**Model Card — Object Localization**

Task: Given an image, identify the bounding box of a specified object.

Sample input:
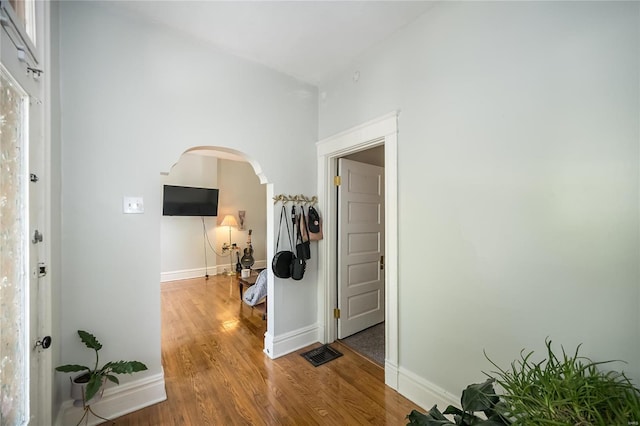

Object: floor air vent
[301,344,343,367]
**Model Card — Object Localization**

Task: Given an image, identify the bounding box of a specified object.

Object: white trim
[161,267,209,282]
[263,329,274,358]
[160,260,267,282]
[316,111,399,389]
[384,360,399,389]
[397,366,459,412]
[39,1,53,425]
[267,324,320,359]
[55,371,167,426]
[263,183,275,358]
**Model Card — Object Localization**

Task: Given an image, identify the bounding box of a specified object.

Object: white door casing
[0,1,51,424]
[316,111,399,389]
[337,158,385,339]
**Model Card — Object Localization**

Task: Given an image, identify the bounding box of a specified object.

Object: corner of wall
[268,323,320,359]
[397,366,459,412]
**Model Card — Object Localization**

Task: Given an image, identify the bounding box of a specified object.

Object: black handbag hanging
[291,205,306,280]
[296,205,311,260]
[272,205,295,278]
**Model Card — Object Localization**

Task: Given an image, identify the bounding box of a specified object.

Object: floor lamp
[220,214,238,276]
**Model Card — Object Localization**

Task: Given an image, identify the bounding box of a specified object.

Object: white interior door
[337,158,385,339]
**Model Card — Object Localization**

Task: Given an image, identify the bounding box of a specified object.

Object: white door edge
[316,111,399,388]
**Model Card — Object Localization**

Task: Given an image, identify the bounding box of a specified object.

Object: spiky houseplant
[408,340,640,426]
[55,330,148,402]
[485,339,640,425]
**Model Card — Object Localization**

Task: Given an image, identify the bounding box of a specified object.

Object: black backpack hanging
[272,205,295,278]
[307,206,323,241]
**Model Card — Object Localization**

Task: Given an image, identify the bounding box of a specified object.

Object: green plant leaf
[427,405,449,421]
[442,406,464,416]
[54,364,90,373]
[84,374,103,402]
[406,406,455,425]
[107,360,148,374]
[105,374,119,384]
[77,330,102,351]
[407,409,455,426]
[461,379,499,412]
[475,420,510,426]
[406,409,432,425]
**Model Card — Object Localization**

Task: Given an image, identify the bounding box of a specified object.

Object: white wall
[319,1,640,404]
[58,0,317,416]
[160,154,219,280]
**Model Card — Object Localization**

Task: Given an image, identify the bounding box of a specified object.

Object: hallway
[110,275,421,425]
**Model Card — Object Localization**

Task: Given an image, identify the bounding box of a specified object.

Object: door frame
[0,0,53,423]
[316,111,399,389]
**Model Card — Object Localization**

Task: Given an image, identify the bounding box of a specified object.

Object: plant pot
[70,373,104,407]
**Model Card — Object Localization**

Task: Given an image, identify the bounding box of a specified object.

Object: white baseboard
[268,323,319,359]
[161,267,208,282]
[56,371,167,426]
[397,366,458,412]
[161,260,267,282]
[384,360,399,390]
[252,260,267,270]
[263,330,275,359]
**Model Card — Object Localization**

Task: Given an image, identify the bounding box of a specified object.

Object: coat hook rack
[273,194,317,205]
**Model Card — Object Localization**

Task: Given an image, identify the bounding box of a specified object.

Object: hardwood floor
[111,275,421,425]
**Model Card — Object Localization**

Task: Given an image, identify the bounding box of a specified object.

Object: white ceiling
[115,1,436,86]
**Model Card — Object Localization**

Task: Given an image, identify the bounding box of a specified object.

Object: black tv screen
[162,185,219,216]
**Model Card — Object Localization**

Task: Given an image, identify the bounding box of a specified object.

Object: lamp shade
[220,214,238,228]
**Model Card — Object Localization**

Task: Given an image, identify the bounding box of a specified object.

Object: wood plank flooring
[111,275,422,425]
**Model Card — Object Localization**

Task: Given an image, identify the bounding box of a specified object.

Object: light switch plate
[123,196,144,214]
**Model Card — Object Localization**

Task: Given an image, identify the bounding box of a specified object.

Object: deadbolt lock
[35,336,52,350]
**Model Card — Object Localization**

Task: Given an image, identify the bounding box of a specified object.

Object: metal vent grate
[301,344,343,367]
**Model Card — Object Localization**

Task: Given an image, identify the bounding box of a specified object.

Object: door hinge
[380,255,384,270]
[333,308,341,319]
[30,173,39,182]
[334,176,342,186]
[32,229,43,244]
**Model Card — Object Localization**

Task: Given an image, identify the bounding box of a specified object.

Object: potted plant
[407,339,640,425]
[56,330,148,407]
[485,339,640,425]
[407,379,510,425]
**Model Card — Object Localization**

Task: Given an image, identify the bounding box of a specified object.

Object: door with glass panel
[0,0,50,424]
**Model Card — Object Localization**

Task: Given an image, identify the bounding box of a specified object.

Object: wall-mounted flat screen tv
[162,185,219,217]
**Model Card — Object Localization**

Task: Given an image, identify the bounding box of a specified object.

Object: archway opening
[160,146,274,354]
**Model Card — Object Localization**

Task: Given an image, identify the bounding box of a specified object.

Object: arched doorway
[160,146,274,355]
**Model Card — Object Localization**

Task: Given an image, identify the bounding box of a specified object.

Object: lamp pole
[220,215,238,276]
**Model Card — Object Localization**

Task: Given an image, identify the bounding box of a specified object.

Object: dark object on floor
[341,322,384,366]
[301,344,343,367]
